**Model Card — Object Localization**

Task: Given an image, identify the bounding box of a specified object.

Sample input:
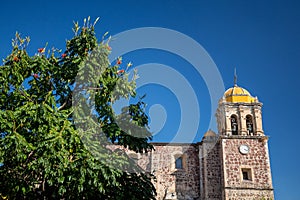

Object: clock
[239,144,250,154]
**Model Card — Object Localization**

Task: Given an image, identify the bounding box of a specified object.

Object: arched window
[173,153,186,170]
[246,115,254,135]
[231,115,238,135]
[175,157,183,169]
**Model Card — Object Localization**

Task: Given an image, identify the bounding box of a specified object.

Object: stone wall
[107,135,274,200]
[199,137,222,200]
[149,143,200,200]
[224,189,274,200]
[221,137,274,199]
[107,143,200,200]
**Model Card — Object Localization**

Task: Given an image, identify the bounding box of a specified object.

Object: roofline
[150,142,201,146]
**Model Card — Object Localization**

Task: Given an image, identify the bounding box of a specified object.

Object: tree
[0,17,156,199]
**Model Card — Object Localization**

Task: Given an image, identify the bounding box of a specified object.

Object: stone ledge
[219,135,269,140]
[224,187,274,191]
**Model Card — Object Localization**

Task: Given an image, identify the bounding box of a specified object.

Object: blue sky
[1,0,300,199]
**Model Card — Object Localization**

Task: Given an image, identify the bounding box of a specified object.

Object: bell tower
[216,84,264,137]
[215,78,274,199]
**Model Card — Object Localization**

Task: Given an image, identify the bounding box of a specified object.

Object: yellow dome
[224,85,256,103]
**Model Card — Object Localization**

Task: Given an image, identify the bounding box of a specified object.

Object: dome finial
[234,67,237,86]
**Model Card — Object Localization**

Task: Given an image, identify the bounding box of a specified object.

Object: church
[129,82,274,200]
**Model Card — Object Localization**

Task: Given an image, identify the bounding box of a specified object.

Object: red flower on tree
[62,53,67,58]
[117,69,125,74]
[116,57,122,65]
[38,48,45,53]
[106,45,112,51]
[33,73,39,79]
[13,56,19,62]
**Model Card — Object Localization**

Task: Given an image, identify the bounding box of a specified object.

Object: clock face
[239,144,250,154]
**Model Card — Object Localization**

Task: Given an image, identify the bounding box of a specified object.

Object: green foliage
[0,17,156,199]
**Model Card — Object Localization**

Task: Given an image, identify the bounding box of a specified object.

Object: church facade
[129,83,274,200]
